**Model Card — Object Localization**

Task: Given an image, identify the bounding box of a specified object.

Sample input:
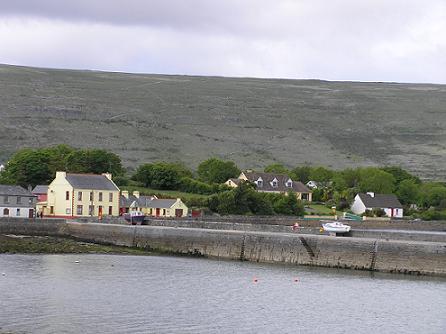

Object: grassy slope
[0,64,445,180]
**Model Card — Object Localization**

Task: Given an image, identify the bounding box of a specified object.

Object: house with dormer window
[225,171,312,201]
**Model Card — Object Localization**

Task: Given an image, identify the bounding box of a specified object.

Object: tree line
[1,145,445,218]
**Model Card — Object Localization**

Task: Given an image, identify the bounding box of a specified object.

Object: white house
[0,164,5,172]
[0,184,37,218]
[351,192,403,218]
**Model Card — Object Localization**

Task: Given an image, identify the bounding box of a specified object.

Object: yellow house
[146,198,188,218]
[225,171,312,202]
[46,171,120,217]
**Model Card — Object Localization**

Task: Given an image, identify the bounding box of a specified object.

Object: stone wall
[1,218,445,277]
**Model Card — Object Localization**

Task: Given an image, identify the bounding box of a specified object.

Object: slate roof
[0,184,34,196]
[358,193,403,208]
[227,178,242,185]
[32,185,48,194]
[146,199,177,208]
[65,173,119,191]
[120,195,157,208]
[242,172,311,193]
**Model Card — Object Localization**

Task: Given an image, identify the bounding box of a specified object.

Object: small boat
[124,211,146,225]
[322,221,351,233]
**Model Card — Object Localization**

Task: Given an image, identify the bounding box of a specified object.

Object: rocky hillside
[0,64,445,179]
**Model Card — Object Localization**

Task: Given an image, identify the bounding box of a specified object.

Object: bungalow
[351,192,403,218]
[226,171,312,201]
[146,198,188,218]
[0,184,37,218]
[46,171,120,217]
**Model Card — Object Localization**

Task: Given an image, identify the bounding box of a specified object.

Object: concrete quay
[1,218,445,277]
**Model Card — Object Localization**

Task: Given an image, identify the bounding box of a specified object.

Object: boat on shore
[322,221,351,233]
[123,211,146,225]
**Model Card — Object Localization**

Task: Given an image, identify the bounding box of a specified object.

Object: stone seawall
[1,218,445,277]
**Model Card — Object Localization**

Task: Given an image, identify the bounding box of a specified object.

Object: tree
[133,164,154,187]
[0,149,52,187]
[309,166,333,183]
[396,179,420,205]
[132,162,189,190]
[150,163,182,189]
[381,166,420,185]
[290,165,311,183]
[208,181,274,215]
[197,158,240,184]
[65,149,124,176]
[272,191,304,216]
[264,163,289,174]
[418,183,446,208]
[358,168,395,194]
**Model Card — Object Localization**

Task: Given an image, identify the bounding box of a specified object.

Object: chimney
[366,192,375,198]
[102,173,112,180]
[133,191,140,198]
[56,171,66,179]
[122,190,129,199]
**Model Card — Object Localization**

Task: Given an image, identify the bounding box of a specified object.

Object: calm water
[1,254,445,334]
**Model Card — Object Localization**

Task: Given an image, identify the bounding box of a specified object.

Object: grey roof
[242,172,311,193]
[32,185,48,194]
[120,195,157,208]
[65,173,119,191]
[358,193,403,208]
[0,184,34,196]
[147,199,177,209]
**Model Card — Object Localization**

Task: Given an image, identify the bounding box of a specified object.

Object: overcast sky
[0,0,445,83]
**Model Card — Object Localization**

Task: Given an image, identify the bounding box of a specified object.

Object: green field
[1,64,445,180]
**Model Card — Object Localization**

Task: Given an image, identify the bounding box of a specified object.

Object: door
[175,209,183,217]
[29,209,34,218]
[156,208,160,217]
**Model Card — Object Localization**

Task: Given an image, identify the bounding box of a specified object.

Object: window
[66,191,70,200]
[109,193,113,202]
[66,208,71,214]
[98,192,103,202]
[29,197,33,204]
[162,209,166,216]
[302,193,309,200]
[90,192,94,201]
[17,196,22,204]
[108,206,113,215]
[257,180,263,187]
[3,196,9,204]
[3,208,9,216]
[286,180,293,188]
[89,205,94,215]
[78,192,82,201]
[50,206,54,214]
[272,181,278,188]
[16,208,20,216]
[76,205,83,215]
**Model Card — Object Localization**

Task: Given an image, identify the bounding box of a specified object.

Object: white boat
[322,221,351,233]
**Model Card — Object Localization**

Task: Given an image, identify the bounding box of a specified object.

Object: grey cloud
[0,0,445,83]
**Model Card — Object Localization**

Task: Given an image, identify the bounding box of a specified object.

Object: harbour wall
[1,218,445,276]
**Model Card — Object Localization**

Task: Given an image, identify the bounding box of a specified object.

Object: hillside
[0,64,445,180]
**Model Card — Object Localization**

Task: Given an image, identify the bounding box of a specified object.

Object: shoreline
[0,234,152,256]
